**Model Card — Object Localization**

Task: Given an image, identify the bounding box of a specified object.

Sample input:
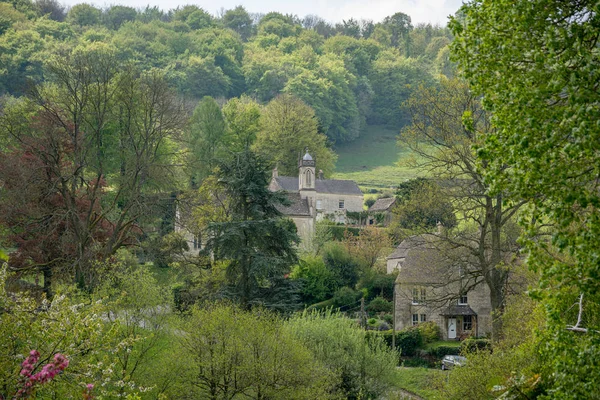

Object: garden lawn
[392,367,444,400]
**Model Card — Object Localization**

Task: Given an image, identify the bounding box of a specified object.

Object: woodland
[0,0,599,399]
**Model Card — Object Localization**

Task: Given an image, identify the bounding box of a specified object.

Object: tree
[185,96,227,187]
[286,310,398,399]
[181,303,337,399]
[254,94,337,177]
[381,12,413,55]
[203,149,300,310]
[389,178,457,237]
[451,0,600,395]
[66,3,101,26]
[222,95,261,152]
[103,5,137,30]
[34,0,65,21]
[222,6,253,41]
[0,45,184,293]
[343,226,392,271]
[399,77,523,338]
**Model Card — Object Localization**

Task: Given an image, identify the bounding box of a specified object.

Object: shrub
[367,296,393,313]
[429,346,461,358]
[416,321,441,344]
[332,287,362,309]
[460,338,492,353]
[396,327,423,357]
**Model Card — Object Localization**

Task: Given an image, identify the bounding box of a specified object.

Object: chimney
[272,166,278,179]
[318,169,324,180]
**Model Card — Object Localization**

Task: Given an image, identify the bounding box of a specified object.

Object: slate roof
[440,305,478,316]
[369,197,396,212]
[276,193,311,217]
[273,176,362,195]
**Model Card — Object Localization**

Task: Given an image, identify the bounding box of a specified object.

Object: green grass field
[332,125,423,189]
[392,367,445,400]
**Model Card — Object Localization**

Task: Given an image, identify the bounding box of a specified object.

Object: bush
[428,346,461,358]
[416,321,441,344]
[367,296,393,313]
[332,287,362,309]
[460,338,492,353]
[370,327,424,357]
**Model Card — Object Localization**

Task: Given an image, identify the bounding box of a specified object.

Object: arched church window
[305,170,313,186]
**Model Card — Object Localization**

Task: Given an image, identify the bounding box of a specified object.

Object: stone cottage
[387,232,493,340]
[269,150,363,246]
[368,197,396,226]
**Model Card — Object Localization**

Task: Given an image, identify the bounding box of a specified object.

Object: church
[269,150,364,247]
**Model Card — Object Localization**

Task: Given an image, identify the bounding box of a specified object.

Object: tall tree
[399,77,523,338]
[254,94,337,177]
[0,44,184,293]
[185,96,227,187]
[451,0,600,395]
[203,149,300,310]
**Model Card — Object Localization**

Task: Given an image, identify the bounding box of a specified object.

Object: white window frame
[412,314,419,326]
[316,199,322,210]
[459,293,468,305]
[463,315,472,330]
[420,314,427,323]
[338,199,345,209]
[412,288,420,305]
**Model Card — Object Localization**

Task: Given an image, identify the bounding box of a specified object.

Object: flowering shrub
[15,350,69,399]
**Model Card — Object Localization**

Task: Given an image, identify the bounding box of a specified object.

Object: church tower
[298,149,316,191]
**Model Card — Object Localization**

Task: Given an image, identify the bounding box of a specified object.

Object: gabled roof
[369,197,396,212]
[273,176,362,196]
[276,193,311,217]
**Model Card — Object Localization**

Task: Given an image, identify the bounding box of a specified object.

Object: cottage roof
[276,193,311,216]
[369,197,396,212]
[273,176,362,196]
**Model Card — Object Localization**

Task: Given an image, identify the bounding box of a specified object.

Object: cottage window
[316,199,322,210]
[412,314,419,326]
[420,288,427,303]
[305,170,313,187]
[412,288,419,304]
[420,314,427,323]
[338,199,345,209]
[459,293,468,305]
[193,235,201,250]
[463,315,472,331]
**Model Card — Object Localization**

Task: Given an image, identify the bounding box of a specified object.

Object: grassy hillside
[332,125,423,189]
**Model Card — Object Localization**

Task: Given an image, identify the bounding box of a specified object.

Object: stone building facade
[269,151,363,246]
[388,234,493,340]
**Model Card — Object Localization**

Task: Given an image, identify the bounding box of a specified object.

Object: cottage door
[448,318,457,339]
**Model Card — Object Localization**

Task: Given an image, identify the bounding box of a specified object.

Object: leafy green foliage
[180,302,337,399]
[254,93,337,177]
[203,149,300,310]
[451,0,600,396]
[290,254,336,305]
[287,310,399,399]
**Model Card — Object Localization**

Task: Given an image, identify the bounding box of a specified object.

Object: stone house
[368,197,396,226]
[269,151,363,246]
[387,233,493,340]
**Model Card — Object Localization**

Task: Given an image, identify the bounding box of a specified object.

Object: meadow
[332,125,423,189]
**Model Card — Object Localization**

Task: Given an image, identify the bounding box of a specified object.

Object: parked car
[441,355,467,370]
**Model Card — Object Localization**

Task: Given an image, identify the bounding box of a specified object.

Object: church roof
[273,176,362,196]
[302,152,313,161]
[369,197,396,212]
[276,193,311,216]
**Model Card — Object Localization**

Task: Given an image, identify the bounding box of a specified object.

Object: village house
[387,229,493,340]
[269,150,363,247]
[367,197,396,226]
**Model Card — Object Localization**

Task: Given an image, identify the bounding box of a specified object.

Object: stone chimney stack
[318,169,324,180]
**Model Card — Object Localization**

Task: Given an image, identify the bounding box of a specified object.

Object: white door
[448,318,457,339]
